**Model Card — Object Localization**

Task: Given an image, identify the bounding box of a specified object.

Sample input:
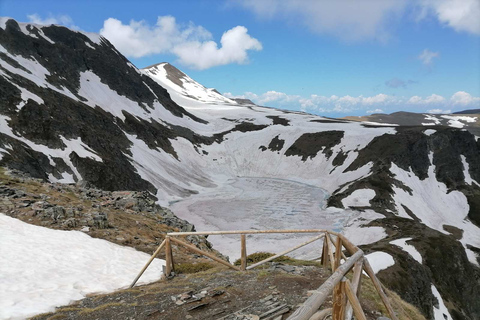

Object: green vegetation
[233,252,322,267]
[174,262,215,274]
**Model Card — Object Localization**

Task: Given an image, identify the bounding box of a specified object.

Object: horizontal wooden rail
[246,234,325,270]
[170,236,241,272]
[167,229,328,236]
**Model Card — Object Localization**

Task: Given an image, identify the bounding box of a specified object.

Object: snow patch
[0,214,165,320]
[441,115,477,128]
[431,285,453,320]
[342,189,375,207]
[460,155,478,186]
[423,114,441,125]
[365,251,395,274]
[424,129,436,136]
[390,238,422,264]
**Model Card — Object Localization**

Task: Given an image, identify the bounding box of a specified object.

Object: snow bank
[0,214,165,320]
[341,189,375,207]
[431,285,453,320]
[390,238,422,264]
[365,251,395,274]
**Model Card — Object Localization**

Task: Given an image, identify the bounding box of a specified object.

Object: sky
[1,0,479,117]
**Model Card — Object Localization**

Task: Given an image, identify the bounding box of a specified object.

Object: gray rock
[45,206,65,221]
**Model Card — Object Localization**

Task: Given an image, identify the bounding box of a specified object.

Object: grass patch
[358,275,426,320]
[78,302,137,315]
[175,262,215,274]
[233,252,322,267]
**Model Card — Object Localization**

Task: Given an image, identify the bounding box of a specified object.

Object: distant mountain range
[1,18,479,320]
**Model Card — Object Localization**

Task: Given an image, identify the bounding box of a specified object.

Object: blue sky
[1,0,479,116]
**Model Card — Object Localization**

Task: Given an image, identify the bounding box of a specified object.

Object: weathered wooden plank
[246,234,324,270]
[321,237,329,268]
[325,233,335,271]
[345,258,363,320]
[165,236,174,276]
[363,258,398,320]
[240,234,247,271]
[332,278,347,320]
[308,308,331,320]
[129,239,166,288]
[345,279,367,320]
[334,235,342,271]
[167,229,328,236]
[287,249,364,320]
[327,233,348,261]
[330,232,358,255]
[170,237,241,271]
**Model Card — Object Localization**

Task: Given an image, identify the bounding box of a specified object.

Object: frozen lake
[170,177,353,262]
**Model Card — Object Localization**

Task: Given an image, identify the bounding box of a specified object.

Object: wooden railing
[130,230,398,320]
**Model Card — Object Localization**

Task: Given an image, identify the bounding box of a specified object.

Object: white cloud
[27,13,79,29]
[225,90,480,114]
[367,109,385,114]
[417,0,480,35]
[232,0,407,42]
[407,94,445,104]
[99,16,262,70]
[418,49,439,66]
[428,108,451,114]
[450,91,480,105]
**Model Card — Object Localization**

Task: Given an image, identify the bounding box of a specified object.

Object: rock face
[1,19,480,319]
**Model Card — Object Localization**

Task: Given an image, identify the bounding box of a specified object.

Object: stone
[92,212,108,229]
[45,206,65,221]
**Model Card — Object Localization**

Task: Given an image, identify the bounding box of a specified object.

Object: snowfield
[0,214,165,320]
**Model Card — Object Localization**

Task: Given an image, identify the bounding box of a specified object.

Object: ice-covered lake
[170,177,353,262]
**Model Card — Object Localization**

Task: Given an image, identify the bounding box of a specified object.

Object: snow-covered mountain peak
[143,62,238,106]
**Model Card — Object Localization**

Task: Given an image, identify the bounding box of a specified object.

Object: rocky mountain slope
[1,18,479,320]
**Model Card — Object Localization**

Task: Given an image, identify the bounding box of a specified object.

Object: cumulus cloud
[450,91,480,105]
[427,109,452,114]
[417,0,480,35]
[232,0,407,42]
[225,90,480,114]
[418,49,439,66]
[408,93,445,104]
[99,16,262,70]
[27,13,78,29]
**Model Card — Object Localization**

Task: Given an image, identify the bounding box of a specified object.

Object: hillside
[0,18,480,320]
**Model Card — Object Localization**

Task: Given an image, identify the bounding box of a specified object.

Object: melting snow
[0,214,165,320]
[460,155,479,186]
[441,115,477,128]
[341,189,375,207]
[431,285,453,320]
[365,251,395,274]
[390,238,422,264]
[424,129,436,136]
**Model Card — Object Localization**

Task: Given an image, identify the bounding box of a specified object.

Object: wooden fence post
[334,235,342,270]
[326,233,335,271]
[321,236,329,268]
[240,234,247,271]
[345,279,367,320]
[345,258,363,320]
[332,278,347,320]
[164,236,174,277]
